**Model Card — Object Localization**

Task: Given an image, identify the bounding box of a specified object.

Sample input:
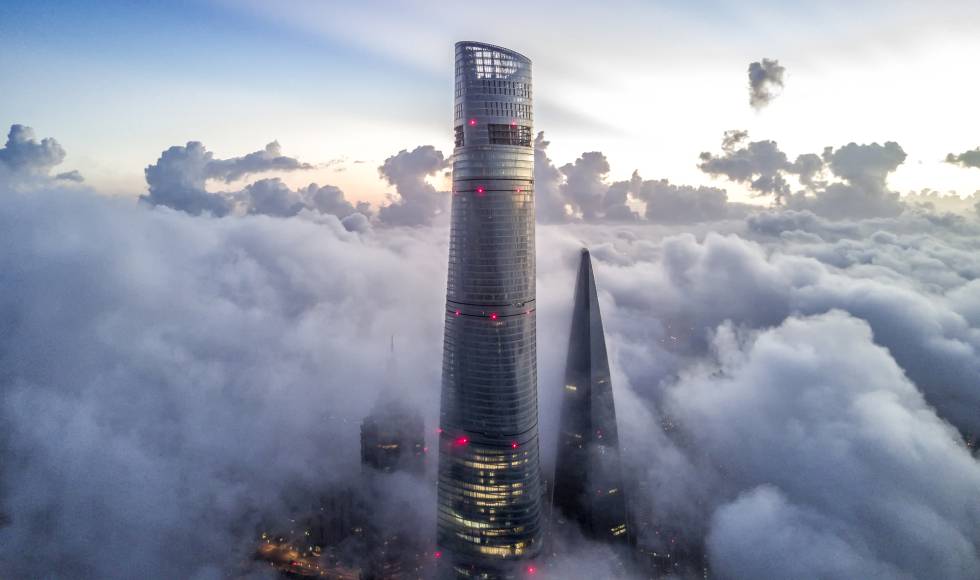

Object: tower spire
[552,248,632,546]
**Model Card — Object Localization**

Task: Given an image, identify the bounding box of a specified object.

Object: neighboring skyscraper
[552,249,632,546]
[360,338,429,579]
[360,404,426,476]
[437,41,541,579]
[361,337,426,475]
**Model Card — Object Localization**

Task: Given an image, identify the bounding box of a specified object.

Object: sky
[2,2,980,579]
[2,0,980,203]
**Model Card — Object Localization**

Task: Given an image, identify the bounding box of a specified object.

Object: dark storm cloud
[946,147,980,169]
[376,145,450,227]
[748,58,786,109]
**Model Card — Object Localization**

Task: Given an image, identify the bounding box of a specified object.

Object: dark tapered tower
[553,250,632,545]
[436,42,541,579]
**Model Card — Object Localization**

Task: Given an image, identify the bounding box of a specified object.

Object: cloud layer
[1,126,979,579]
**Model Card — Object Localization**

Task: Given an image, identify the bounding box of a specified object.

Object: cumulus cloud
[700,131,907,219]
[139,140,369,228]
[946,148,980,169]
[376,145,449,227]
[688,313,980,579]
[638,178,746,224]
[748,58,786,109]
[534,132,572,223]
[0,124,82,185]
[207,140,314,182]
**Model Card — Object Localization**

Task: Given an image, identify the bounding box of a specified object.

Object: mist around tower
[2,3,980,580]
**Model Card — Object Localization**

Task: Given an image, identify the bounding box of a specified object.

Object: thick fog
[0,122,979,579]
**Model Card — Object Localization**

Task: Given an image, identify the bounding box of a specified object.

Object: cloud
[2,126,980,580]
[376,145,449,227]
[0,184,445,579]
[560,151,613,221]
[534,132,572,223]
[946,148,980,169]
[698,135,795,198]
[638,178,746,224]
[748,58,786,109]
[207,141,314,183]
[700,132,906,220]
[685,313,980,579]
[140,140,368,228]
[0,124,82,185]
[54,170,85,183]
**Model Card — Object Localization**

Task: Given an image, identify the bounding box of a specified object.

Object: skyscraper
[361,339,426,476]
[436,42,541,579]
[552,249,632,546]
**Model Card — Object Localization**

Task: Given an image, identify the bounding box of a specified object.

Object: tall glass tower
[436,41,541,579]
[552,250,632,546]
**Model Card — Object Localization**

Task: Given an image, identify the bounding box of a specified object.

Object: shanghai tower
[436,42,541,579]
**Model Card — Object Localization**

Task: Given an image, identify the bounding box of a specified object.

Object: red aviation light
[434,551,443,559]
[527,565,537,575]
[511,441,519,449]
[515,187,522,193]
[455,436,469,446]
[468,118,477,126]
[475,186,485,196]
[454,309,461,317]
[489,312,498,320]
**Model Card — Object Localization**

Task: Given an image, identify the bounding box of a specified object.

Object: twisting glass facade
[437,41,541,579]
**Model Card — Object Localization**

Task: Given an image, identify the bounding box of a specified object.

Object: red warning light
[490,312,498,320]
[515,187,522,193]
[468,118,477,126]
[437,428,444,434]
[434,551,442,559]
[455,436,469,446]
[527,565,537,575]
[455,309,461,317]
[476,186,485,195]
[511,121,517,127]
[511,441,519,449]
